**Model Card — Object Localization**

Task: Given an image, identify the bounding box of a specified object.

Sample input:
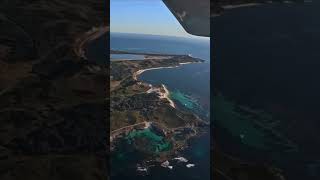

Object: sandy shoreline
[134,66,177,108]
[133,62,196,80]
[133,62,200,108]
[160,84,175,108]
[179,62,193,65]
[133,66,179,80]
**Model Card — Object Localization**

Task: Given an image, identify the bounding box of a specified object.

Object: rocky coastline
[110,51,208,165]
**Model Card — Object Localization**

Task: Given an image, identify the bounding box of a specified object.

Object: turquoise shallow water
[126,128,172,153]
[170,89,209,121]
[170,90,196,109]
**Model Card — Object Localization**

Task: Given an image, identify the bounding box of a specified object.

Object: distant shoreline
[111,49,186,57]
[133,62,196,108]
[133,66,179,81]
[213,1,305,18]
[222,3,261,10]
[75,26,109,59]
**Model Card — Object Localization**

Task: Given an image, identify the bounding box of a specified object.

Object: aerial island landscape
[110,50,209,175]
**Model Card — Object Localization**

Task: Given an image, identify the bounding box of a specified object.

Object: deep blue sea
[110,32,210,180]
[111,54,145,60]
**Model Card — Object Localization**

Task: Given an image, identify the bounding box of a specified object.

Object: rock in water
[173,156,188,163]
[186,164,195,168]
[161,160,171,168]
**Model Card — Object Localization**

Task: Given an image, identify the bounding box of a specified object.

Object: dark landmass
[212,144,286,180]
[0,1,107,180]
[110,52,207,160]
[212,95,295,180]
[212,2,319,180]
[212,0,303,15]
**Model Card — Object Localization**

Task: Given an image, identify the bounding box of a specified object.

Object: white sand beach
[161,84,175,108]
[133,66,179,80]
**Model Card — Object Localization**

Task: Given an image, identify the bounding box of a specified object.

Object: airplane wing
[162,0,210,37]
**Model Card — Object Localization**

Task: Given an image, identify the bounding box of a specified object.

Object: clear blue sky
[110,0,207,39]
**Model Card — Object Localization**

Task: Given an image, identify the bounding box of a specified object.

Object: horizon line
[110,31,210,41]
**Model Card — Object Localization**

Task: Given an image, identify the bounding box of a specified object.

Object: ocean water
[110,54,145,60]
[110,32,210,180]
[110,33,210,61]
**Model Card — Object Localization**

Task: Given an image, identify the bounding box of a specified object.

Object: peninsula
[110,51,208,160]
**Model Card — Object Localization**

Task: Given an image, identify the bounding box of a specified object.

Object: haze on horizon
[110,0,209,40]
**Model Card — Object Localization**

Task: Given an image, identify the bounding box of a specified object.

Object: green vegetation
[110,55,203,131]
[110,53,206,162]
